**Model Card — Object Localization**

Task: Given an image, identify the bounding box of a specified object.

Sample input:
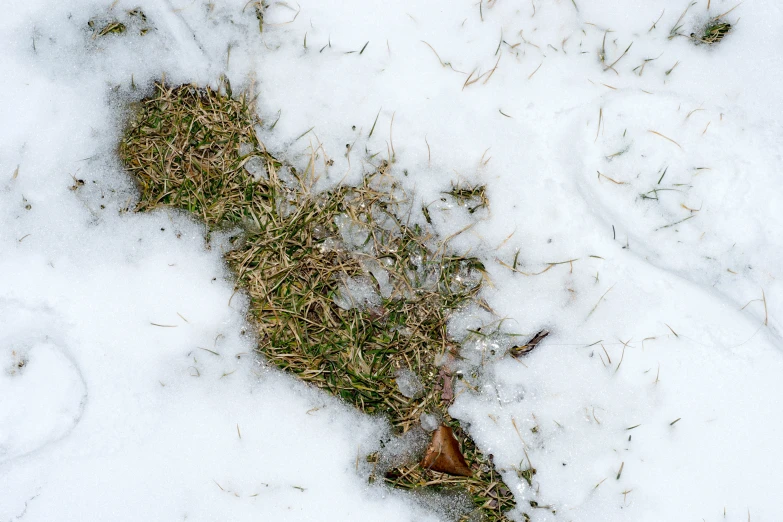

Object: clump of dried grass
[120,80,515,520]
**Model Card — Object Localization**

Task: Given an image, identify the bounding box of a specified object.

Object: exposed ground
[120,80,525,521]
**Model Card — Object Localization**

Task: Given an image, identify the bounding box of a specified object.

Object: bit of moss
[120,80,515,521]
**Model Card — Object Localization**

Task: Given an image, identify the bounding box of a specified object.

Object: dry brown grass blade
[648,130,683,149]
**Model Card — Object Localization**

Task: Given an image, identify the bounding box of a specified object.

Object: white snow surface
[2,0,783,521]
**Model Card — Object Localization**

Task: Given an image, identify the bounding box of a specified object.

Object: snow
[0,2,436,521]
[395,369,425,400]
[2,0,783,521]
[420,412,441,433]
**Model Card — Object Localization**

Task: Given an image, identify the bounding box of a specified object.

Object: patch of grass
[120,80,515,521]
[89,19,126,37]
[444,182,489,214]
[379,420,516,519]
[691,17,731,44]
[89,9,151,38]
[687,4,740,45]
[241,0,266,33]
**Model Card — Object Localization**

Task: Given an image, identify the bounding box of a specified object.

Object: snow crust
[2,0,783,521]
[252,0,783,519]
[0,2,436,521]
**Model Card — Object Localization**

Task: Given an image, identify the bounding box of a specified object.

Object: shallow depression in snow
[0,306,87,464]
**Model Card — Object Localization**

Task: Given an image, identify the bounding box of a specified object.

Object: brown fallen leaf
[437,366,454,402]
[509,329,549,358]
[420,425,472,477]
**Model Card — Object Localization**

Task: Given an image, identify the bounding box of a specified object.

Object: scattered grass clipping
[120,81,515,521]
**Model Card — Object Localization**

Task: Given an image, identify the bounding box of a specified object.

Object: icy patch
[239,142,268,181]
[375,427,429,473]
[419,412,440,433]
[335,213,371,252]
[394,368,424,400]
[333,275,381,311]
[242,155,267,180]
[362,258,394,299]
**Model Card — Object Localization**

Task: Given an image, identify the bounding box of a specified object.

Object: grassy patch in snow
[120,80,516,521]
[445,182,489,215]
[691,16,732,44]
[668,2,736,45]
[88,9,151,38]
